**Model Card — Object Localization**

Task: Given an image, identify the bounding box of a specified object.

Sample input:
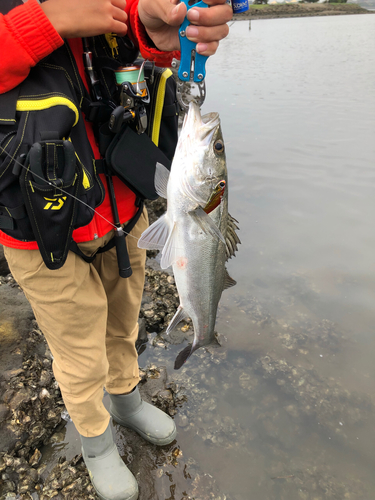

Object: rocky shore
[1,198,375,499]
[233,2,373,21]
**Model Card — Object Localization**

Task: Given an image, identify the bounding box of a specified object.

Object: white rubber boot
[80,424,138,500]
[109,386,177,446]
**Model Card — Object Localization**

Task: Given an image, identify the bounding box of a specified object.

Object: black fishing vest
[0,1,178,271]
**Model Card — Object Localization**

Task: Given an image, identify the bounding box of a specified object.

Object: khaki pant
[4,209,148,437]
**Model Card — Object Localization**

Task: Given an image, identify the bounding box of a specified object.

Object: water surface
[165,14,375,499]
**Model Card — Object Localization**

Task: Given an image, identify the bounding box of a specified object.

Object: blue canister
[232,0,249,13]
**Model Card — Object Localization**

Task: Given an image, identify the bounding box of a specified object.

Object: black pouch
[100,63,178,201]
[105,125,171,200]
[19,140,83,270]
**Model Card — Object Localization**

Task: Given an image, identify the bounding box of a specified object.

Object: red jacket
[0,0,179,250]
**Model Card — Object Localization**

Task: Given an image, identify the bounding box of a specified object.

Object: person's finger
[185,23,229,43]
[111,18,128,36]
[187,4,233,27]
[196,40,219,56]
[138,0,187,32]
[111,5,128,24]
[111,0,127,8]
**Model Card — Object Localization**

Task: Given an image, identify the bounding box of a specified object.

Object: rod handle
[115,227,132,278]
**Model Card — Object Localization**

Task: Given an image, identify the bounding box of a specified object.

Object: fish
[138,101,240,369]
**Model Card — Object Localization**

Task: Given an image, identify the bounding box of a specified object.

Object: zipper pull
[105,33,119,58]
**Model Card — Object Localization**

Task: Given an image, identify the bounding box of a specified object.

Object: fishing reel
[109,61,152,135]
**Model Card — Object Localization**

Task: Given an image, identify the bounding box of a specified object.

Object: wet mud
[1,199,375,499]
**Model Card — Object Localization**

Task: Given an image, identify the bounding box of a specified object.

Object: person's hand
[137,0,232,55]
[41,0,128,38]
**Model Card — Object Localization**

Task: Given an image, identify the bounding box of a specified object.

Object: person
[0,0,232,499]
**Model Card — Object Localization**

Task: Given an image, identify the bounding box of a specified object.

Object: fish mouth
[202,111,220,128]
[183,101,220,146]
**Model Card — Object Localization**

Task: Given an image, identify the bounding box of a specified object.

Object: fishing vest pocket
[105,125,172,201]
[19,140,83,269]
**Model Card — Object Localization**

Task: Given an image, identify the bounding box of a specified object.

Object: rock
[29,449,42,467]
[175,414,189,428]
[38,370,52,387]
[2,369,24,381]
[8,388,33,410]
[255,354,373,440]
[0,403,10,422]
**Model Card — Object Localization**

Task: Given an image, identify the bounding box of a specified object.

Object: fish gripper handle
[178,0,209,83]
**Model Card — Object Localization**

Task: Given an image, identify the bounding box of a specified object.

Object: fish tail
[174,345,194,370]
[174,336,220,370]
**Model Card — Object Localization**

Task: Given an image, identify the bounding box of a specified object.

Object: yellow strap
[16,97,79,126]
[151,69,173,147]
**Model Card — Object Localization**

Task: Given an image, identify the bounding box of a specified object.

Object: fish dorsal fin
[226,213,241,260]
[166,305,189,334]
[137,214,171,250]
[223,268,237,290]
[160,221,178,269]
[188,206,225,245]
[154,162,170,199]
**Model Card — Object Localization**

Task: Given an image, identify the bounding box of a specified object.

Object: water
[44,14,375,500]
[172,14,375,499]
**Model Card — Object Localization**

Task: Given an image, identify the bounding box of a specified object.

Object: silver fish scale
[172,200,228,348]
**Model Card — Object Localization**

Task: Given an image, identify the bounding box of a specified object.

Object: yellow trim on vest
[16,97,79,126]
[151,68,173,148]
[81,168,90,190]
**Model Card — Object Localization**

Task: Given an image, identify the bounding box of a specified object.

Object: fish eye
[214,140,224,155]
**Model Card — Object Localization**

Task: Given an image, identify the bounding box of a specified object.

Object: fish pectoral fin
[188,206,225,245]
[166,305,189,334]
[223,268,237,290]
[137,214,171,250]
[154,162,170,199]
[160,221,178,269]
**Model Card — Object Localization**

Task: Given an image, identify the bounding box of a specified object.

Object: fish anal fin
[166,305,189,334]
[223,268,237,290]
[137,214,170,250]
[189,206,225,245]
[154,162,170,199]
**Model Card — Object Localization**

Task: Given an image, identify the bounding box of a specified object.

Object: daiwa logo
[43,196,67,210]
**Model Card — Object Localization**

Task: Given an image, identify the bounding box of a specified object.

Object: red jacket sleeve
[0,0,63,93]
[126,0,180,67]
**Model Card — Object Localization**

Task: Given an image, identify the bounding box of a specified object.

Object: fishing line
[0,146,197,254]
[0,145,143,243]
